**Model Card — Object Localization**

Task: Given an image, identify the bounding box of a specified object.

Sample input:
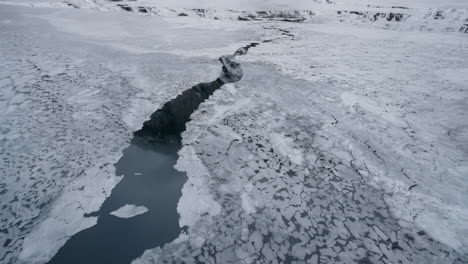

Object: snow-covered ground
[1,0,467,264]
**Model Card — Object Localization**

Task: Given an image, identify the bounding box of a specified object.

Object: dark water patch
[47,136,185,264]
[66,3,79,8]
[136,78,224,140]
[460,24,468,33]
[47,78,227,264]
[117,4,133,12]
[138,7,149,13]
[237,42,259,54]
[46,48,252,264]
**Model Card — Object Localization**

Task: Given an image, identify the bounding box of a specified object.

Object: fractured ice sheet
[2,1,468,264]
[240,21,468,254]
[134,56,468,264]
[0,5,255,264]
[135,84,467,263]
[110,205,149,219]
[128,9,468,260]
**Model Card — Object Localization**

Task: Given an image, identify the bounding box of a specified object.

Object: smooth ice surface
[110,205,149,219]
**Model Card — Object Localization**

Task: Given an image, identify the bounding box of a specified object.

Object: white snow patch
[206,97,252,125]
[175,146,222,227]
[416,211,468,251]
[270,132,304,165]
[240,193,256,214]
[437,68,468,86]
[382,179,468,252]
[122,97,159,130]
[341,91,406,127]
[240,183,256,215]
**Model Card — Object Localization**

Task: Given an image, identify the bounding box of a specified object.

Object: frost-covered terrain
[1,0,467,264]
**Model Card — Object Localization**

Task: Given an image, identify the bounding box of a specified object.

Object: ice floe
[110,204,149,218]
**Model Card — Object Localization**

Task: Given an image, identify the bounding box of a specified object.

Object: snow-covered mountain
[3,0,468,32]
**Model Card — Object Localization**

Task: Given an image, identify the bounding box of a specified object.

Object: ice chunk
[19,217,97,264]
[219,55,243,83]
[175,146,222,227]
[241,192,256,214]
[110,204,149,218]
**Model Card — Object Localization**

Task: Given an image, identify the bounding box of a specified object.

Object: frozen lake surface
[1,1,467,264]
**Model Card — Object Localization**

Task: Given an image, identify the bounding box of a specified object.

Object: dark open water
[47,79,224,264]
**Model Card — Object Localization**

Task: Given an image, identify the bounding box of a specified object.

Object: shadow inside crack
[46,79,225,264]
[47,43,258,264]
